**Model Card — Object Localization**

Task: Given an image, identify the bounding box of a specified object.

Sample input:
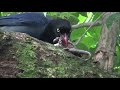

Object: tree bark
[0,31,118,78]
[93,12,119,72]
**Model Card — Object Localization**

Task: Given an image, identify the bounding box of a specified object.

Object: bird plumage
[0,12,71,45]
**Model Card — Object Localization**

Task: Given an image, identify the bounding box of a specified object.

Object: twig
[72,20,102,29]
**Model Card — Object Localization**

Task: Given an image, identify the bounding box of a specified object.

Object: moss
[15,41,39,78]
[106,13,120,29]
[13,37,116,78]
[14,40,115,78]
[35,49,87,78]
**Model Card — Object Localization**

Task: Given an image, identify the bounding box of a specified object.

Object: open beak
[60,33,68,47]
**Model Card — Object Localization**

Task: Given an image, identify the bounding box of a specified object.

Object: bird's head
[45,19,71,47]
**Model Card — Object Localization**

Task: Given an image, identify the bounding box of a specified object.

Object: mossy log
[0,31,117,78]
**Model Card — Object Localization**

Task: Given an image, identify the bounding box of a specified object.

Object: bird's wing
[0,12,50,26]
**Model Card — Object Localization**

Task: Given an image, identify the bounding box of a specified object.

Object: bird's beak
[60,33,68,47]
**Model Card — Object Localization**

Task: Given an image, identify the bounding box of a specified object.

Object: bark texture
[0,31,117,78]
[93,12,119,72]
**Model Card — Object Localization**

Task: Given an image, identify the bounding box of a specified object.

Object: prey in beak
[53,33,69,47]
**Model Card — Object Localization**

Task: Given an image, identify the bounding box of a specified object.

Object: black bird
[0,12,71,47]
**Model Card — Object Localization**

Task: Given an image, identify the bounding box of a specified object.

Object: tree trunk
[93,12,119,72]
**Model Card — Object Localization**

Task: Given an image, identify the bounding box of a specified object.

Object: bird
[0,12,71,47]
[0,12,91,61]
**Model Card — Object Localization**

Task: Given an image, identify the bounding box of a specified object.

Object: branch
[75,12,106,45]
[72,20,102,29]
[0,31,117,78]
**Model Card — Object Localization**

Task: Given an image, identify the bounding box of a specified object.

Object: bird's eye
[57,28,60,33]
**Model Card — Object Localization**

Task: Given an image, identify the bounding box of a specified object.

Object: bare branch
[72,20,102,29]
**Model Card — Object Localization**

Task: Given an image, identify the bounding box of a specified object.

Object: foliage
[0,12,120,75]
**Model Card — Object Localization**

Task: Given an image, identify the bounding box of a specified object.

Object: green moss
[35,52,84,78]
[15,41,38,78]
[13,39,115,78]
[106,13,120,29]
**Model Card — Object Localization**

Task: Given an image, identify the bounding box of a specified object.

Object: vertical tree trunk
[93,12,119,72]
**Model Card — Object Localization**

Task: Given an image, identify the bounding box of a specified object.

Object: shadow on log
[0,31,118,78]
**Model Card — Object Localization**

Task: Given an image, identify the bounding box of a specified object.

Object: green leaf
[92,12,102,21]
[71,25,102,50]
[79,12,87,17]
[78,14,87,23]
[70,28,86,41]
